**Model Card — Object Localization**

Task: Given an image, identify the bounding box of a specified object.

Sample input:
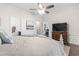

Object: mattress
[0,36,66,56]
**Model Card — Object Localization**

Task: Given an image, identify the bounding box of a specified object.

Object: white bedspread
[0,36,65,56]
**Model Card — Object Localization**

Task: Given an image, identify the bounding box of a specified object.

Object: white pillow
[3,31,13,43]
[0,28,13,44]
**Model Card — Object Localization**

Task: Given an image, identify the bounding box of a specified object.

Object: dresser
[52,32,68,45]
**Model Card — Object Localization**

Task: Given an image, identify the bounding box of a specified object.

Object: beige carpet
[64,45,70,56]
[69,44,79,56]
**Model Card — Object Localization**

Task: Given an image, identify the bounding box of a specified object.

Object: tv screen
[53,23,67,32]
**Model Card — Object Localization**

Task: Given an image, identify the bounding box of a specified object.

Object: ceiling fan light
[41,10,45,14]
[38,10,45,15]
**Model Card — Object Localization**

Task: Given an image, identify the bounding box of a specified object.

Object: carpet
[69,44,79,56]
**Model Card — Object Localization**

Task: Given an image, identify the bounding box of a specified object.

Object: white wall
[44,4,79,45]
[0,4,43,36]
[21,15,43,36]
[2,3,79,45]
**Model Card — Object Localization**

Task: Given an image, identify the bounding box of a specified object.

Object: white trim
[69,35,79,45]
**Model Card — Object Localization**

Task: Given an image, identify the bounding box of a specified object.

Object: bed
[0,35,66,56]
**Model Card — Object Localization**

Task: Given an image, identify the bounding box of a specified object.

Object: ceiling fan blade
[45,11,50,14]
[46,5,54,9]
[30,11,38,15]
[29,8,37,10]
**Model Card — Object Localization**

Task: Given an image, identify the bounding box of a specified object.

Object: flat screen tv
[52,23,67,32]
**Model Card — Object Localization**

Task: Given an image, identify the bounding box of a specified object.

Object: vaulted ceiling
[6,3,79,16]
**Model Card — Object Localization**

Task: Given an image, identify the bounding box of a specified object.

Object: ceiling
[8,3,79,10]
[9,3,53,10]
[6,3,79,15]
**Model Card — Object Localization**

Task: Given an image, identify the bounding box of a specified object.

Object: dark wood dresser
[52,32,68,45]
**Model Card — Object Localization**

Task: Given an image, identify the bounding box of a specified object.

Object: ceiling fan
[29,3,54,15]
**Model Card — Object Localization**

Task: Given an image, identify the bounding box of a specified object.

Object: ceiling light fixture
[38,9,45,15]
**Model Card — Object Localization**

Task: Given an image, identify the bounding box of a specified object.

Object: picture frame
[26,20,34,30]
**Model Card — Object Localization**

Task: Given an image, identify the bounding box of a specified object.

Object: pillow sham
[0,32,13,44]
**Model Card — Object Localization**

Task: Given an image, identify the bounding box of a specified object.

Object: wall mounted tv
[52,23,67,32]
